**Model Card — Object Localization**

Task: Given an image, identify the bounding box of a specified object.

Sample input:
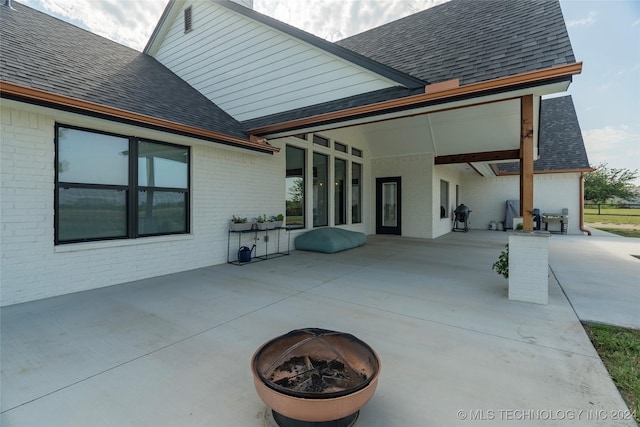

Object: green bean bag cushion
[294,228,366,253]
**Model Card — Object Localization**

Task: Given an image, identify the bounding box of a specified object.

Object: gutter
[580,171,592,236]
[248,62,583,136]
[497,168,594,176]
[0,81,278,154]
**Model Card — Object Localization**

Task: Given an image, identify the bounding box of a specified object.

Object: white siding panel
[153,1,397,121]
[225,74,388,119]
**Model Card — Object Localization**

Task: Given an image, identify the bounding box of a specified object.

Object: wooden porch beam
[520,94,534,231]
[435,149,520,165]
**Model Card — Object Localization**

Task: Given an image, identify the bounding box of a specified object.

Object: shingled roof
[336,0,576,85]
[498,95,591,174]
[0,1,247,140]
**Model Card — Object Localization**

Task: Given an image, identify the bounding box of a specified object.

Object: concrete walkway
[1,231,636,426]
[548,227,640,329]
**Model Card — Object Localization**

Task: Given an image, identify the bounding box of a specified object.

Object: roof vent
[184,6,192,33]
[3,0,17,10]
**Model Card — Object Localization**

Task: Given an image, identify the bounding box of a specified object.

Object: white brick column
[508,231,551,304]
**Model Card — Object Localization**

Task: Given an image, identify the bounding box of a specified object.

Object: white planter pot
[257,222,276,230]
[230,222,253,231]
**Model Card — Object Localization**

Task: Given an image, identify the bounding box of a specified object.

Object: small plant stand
[227,227,291,266]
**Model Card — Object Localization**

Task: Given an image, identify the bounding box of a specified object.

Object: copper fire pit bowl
[251,328,381,424]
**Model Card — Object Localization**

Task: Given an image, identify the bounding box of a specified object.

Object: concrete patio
[1,231,637,426]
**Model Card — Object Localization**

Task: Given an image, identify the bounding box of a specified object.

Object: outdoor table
[542,213,569,234]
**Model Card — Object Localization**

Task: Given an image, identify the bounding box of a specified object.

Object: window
[440,180,449,218]
[335,142,347,153]
[313,152,328,227]
[285,146,305,228]
[184,6,193,33]
[313,135,329,148]
[286,141,363,228]
[55,125,190,244]
[138,141,189,235]
[334,158,346,225]
[352,162,362,224]
[352,147,362,158]
[294,134,307,141]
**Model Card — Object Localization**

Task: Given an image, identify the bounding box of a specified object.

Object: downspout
[579,171,591,236]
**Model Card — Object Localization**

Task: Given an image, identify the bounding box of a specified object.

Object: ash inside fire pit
[269,355,367,393]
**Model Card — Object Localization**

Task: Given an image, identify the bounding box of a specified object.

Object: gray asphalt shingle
[0,1,247,139]
[336,0,576,85]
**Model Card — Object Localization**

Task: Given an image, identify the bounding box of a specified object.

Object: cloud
[566,10,597,27]
[582,125,640,181]
[24,0,167,51]
[633,18,640,27]
[255,0,449,41]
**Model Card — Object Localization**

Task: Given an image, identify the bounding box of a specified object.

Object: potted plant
[492,244,509,279]
[230,215,253,231]
[256,214,274,230]
[272,214,284,228]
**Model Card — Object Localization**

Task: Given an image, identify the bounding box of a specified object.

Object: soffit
[362,99,524,160]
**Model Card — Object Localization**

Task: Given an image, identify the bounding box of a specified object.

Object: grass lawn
[582,213,639,423]
[584,209,640,237]
[584,207,640,216]
[584,214,640,226]
[583,323,640,423]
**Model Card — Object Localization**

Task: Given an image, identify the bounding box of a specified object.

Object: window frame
[285,145,306,229]
[351,162,362,224]
[286,135,364,229]
[313,134,330,148]
[313,151,329,227]
[440,179,449,219]
[334,157,347,225]
[54,124,190,245]
[334,141,348,153]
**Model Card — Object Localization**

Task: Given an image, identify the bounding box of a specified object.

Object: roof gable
[0,1,256,145]
[336,0,576,86]
[144,0,424,121]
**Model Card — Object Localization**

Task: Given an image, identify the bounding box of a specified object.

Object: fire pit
[251,328,381,426]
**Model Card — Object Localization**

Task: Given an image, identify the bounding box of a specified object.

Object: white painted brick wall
[433,165,462,238]
[508,232,550,304]
[461,173,583,234]
[0,104,284,306]
[371,154,433,238]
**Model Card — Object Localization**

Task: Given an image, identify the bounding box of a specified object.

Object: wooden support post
[520,95,534,231]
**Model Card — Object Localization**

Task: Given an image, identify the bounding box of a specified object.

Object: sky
[20,0,640,184]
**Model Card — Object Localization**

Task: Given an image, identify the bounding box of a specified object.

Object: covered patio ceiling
[261,80,572,177]
[359,98,535,177]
